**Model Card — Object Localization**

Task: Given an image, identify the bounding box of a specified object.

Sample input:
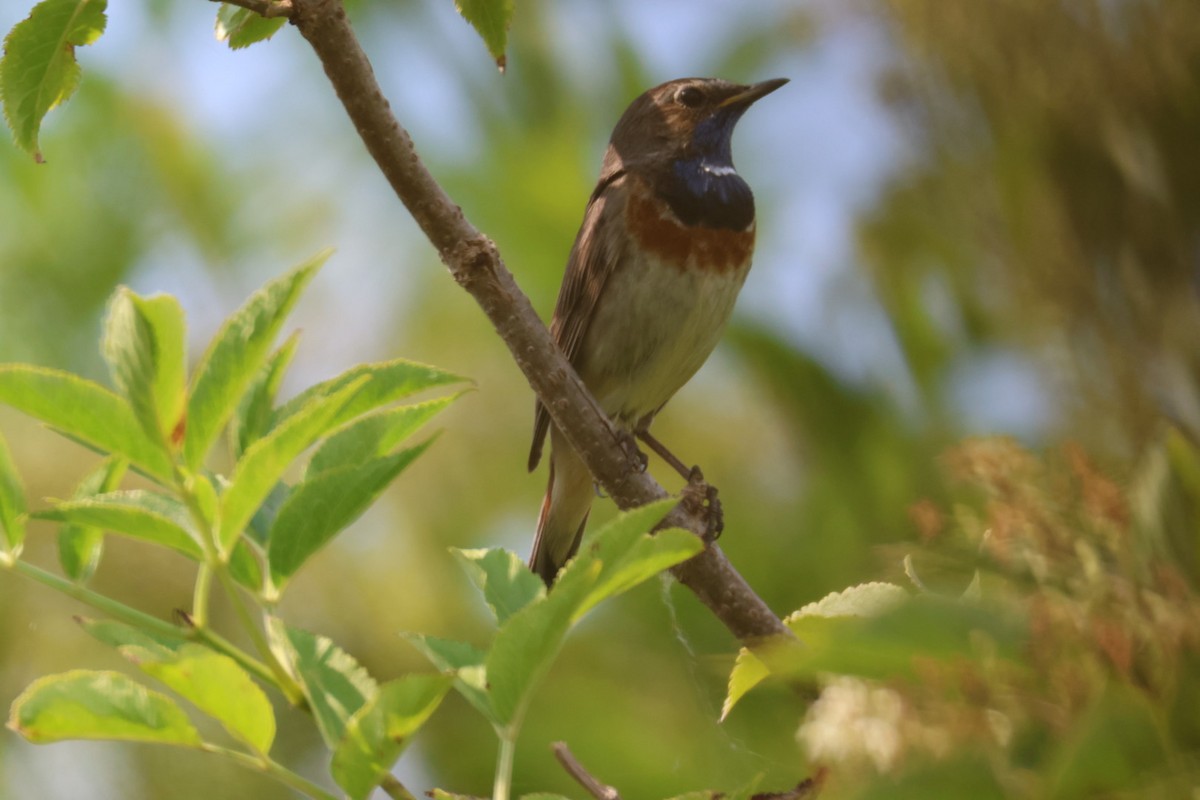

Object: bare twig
[552,742,621,800]
[208,0,294,18]
[285,0,789,644]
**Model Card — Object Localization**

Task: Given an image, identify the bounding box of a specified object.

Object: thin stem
[379,775,418,800]
[192,561,215,628]
[10,560,183,639]
[201,743,338,800]
[189,625,280,689]
[213,566,306,706]
[493,732,516,800]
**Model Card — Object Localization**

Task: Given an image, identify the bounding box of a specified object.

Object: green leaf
[135,294,188,444]
[307,394,458,476]
[77,617,185,653]
[8,670,201,746]
[0,365,173,480]
[401,633,492,723]
[331,674,452,800]
[0,0,107,160]
[553,498,681,614]
[785,582,910,622]
[485,567,594,727]
[452,547,545,626]
[231,332,299,460]
[267,443,431,585]
[35,490,201,560]
[0,430,27,554]
[720,647,770,722]
[57,457,126,582]
[214,4,286,50]
[102,289,176,449]
[218,379,366,554]
[269,619,377,748]
[574,527,702,619]
[183,253,326,470]
[125,643,275,755]
[453,0,514,71]
[272,358,465,434]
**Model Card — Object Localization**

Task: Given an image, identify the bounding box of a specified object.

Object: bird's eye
[677,86,705,108]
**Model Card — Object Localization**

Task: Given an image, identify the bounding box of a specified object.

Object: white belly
[577,253,750,429]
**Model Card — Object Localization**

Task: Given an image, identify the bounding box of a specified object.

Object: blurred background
[1,0,1197,797]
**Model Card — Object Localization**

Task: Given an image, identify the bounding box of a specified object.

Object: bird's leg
[636,430,692,480]
[638,430,724,541]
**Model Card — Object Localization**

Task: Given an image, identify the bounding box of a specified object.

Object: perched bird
[528,76,788,585]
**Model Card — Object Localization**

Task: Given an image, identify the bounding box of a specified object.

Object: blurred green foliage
[1,0,1198,798]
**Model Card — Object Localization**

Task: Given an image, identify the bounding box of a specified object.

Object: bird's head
[607,77,788,170]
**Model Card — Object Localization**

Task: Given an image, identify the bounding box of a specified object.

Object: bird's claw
[617,430,649,473]
[685,466,723,542]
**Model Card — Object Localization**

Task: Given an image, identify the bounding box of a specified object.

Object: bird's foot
[685,466,724,543]
[616,429,649,473]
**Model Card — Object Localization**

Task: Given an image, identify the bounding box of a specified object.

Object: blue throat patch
[657,111,755,231]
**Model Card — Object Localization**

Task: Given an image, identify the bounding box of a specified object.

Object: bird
[528,76,788,586]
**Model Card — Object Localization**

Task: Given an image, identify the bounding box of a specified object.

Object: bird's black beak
[718,78,789,110]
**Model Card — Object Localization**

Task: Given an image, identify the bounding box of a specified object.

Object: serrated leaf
[135,294,187,444]
[215,4,286,50]
[102,289,167,449]
[308,394,458,476]
[35,490,200,560]
[574,527,702,619]
[267,443,430,584]
[720,647,770,722]
[785,582,909,622]
[331,674,451,800]
[218,378,366,554]
[452,547,544,626]
[401,633,492,723]
[57,457,126,581]
[231,332,299,460]
[453,0,513,71]
[183,253,326,470]
[0,430,27,554]
[485,567,594,728]
[0,365,173,480]
[125,643,275,755]
[8,669,201,746]
[0,0,108,160]
[272,359,464,434]
[269,619,377,748]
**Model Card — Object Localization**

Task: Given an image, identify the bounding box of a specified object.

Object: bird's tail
[529,431,594,586]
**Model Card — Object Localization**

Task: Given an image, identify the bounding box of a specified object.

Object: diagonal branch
[284,0,788,644]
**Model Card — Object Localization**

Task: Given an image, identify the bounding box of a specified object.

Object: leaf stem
[201,743,338,800]
[493,731,516,800]
[193,561,214,628]
[214,565,305,706]
[379,775,418,800]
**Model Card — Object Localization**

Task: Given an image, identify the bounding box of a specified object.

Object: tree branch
[285,0,789,644]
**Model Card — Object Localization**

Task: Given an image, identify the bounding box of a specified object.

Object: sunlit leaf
[35,491,200,560]
[401,633,492,723]
[331,674,452,800]
[720,647,769,722]
[0,0,107,160]
[307,394,458,476]
[0,366,173,480]
[269,619,376,748]
[214,4,286,50]
[56,457,126,581]
[453,0,513,70]
[272,359,464,434]
[452,547,545,626]
[231,332,299,460]
[218,379,366,554]
[8,670,201,746]
[183,253,326,470]
[135,293,187,443]
[125,643,275,755]
[0,430,26,554]
[267,442,430,584]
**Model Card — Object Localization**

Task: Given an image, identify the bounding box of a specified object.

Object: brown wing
[528,170,628,471]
